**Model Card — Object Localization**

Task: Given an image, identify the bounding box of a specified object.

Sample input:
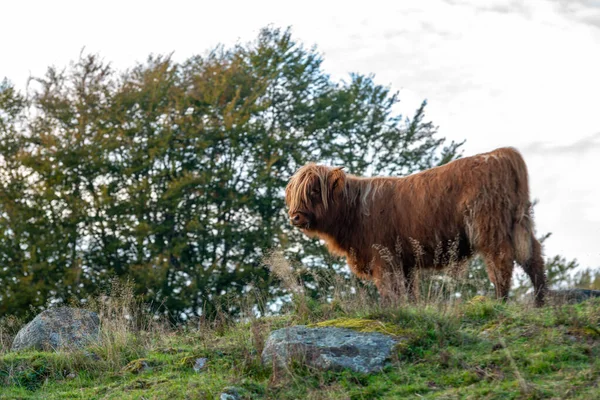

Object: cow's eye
[311,188,320,198]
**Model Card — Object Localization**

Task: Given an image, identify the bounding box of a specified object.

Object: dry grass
[263,250,311,320]
[80,278,169,370]
[0,315,24,354]
[262,238,503,322]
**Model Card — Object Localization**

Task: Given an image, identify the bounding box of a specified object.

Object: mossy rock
[121,358,150,374]
[177,355,208,373]
[178,355,198,367]
[11,307,100,352]
[262,325,399,374]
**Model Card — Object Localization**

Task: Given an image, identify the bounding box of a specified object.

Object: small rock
[66,372,77,380]
[261,325,398,374]
[11,307,100,352]
[220,387,241,400]
[193,357,207,372]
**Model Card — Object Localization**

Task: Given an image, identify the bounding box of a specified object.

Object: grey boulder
[261,326,398,374]
[11,307,100,352]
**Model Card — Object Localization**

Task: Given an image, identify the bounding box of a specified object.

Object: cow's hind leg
[518,234,547,307]
[483,242,515,302]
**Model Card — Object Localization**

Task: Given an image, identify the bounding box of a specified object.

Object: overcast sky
[2,0,599,269]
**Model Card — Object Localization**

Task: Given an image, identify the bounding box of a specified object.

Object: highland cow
[285,147,547,306]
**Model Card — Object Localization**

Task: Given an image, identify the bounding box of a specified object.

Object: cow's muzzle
[290,212,309,228]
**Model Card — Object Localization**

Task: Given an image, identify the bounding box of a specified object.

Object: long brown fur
[285,147,547,306]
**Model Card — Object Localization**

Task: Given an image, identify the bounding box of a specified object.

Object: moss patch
[309,317,410,337]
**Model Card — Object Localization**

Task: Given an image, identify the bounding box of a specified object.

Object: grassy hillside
[1,289,599,399]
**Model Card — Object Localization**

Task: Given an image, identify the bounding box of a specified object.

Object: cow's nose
[290,213,306,226]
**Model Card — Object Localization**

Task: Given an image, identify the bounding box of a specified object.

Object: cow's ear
[328,166,345,196]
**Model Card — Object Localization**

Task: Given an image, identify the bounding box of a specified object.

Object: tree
[0,27,462,320]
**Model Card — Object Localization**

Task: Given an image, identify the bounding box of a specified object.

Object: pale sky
[2,0,600,269]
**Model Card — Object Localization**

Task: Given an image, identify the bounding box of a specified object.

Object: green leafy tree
[0,27,463,320]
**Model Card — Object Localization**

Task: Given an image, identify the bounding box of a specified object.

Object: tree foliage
[0,27,463,320]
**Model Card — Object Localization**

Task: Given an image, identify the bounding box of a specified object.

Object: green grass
[1,296,599,399]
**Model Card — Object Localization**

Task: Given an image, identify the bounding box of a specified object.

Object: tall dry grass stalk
[263,250,310,319]
[0,315,23,355]
[83,277,168,370]
[264,250,304,296]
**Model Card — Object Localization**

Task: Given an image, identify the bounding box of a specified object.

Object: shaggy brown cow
[285,147,547,306]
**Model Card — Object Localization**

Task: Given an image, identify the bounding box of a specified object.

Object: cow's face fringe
[285,163,346,231]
